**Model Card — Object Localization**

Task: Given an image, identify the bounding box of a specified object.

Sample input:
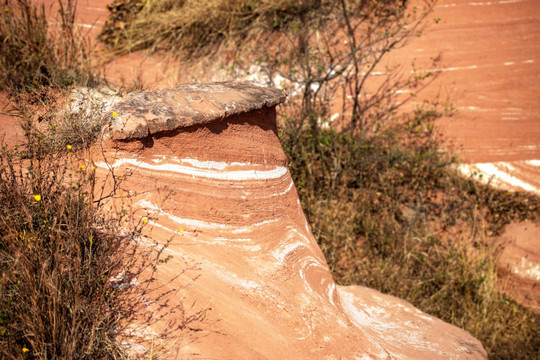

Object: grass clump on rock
[99,0,324,54]
[98,0,407,56]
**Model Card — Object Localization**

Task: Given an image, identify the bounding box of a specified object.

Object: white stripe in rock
[456,162,539,194]
[134,235,262,289]
[136,199,280,231]
[95,158,288,181]
[179,158,253,170]
[147,220,262,251]
[272,242,307,262]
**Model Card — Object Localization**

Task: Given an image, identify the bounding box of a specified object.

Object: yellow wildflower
[33,194,41,202]
[179,227,184,232]
[66,144,72,150]
[22,347,29,353]
[79,164,85,170]
[112,112,118,118]
[142,217,148,223]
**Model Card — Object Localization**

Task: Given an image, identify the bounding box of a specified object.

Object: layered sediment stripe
[134,194,339,308]
[93,82,488,358]
[95,157,288,181]
[135,199,281,233]
[457,160,540,194]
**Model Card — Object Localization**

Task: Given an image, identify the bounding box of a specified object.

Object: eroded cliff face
[94,82,487,359]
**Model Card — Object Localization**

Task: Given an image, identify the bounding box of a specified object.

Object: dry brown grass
[0,124,126,358]
[0,103,208,358]
[99,0,407,56]
[0,0,96,93]
[99,0,321,55]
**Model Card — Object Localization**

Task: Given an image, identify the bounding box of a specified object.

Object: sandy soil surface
[392,0,540,193]
[497,222,540,313]
[36,0,110,37]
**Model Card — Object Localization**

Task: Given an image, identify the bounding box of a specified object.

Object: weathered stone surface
[497,222,540,313]
[96,83,487,359]
[108,81,286,140]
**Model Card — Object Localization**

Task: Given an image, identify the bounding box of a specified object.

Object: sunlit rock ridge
[96,82,487,359]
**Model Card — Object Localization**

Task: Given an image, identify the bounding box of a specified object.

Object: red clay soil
[497,222,540,313]
[0,93,24,148]
[35,0,110,38]
[0,113,22,147]
[393,0,540,164]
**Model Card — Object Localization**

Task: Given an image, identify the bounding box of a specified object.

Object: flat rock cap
[108,81,286,140]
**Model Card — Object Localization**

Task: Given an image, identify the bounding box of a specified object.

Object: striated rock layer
[95,82,487,359]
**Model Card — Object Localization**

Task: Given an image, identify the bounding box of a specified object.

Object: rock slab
[108,82,286,140]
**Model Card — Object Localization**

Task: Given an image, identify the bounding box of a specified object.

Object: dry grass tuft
[0,0,96,93]
[0,124,126,358]
[99,0,317,55]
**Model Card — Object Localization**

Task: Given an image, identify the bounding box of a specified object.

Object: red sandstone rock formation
[94,82,487,359]
[497,222,540,313]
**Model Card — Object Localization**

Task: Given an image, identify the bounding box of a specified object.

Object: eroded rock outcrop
[95,82,487,359]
